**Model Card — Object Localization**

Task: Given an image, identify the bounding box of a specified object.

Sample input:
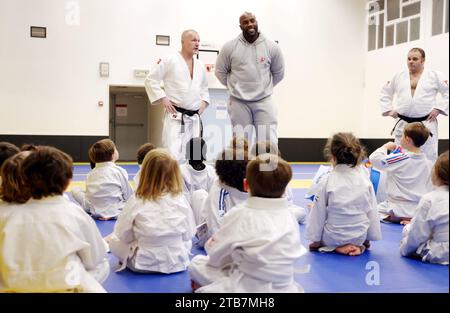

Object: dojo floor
[68,163,449,293]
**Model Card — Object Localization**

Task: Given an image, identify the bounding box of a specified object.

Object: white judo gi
[0,196,110,292]
[108,193,196,274]
[380,69,449,161]
[400,185,449,265]
[189,197,305,293]
[145,53,210,163]
[132,166,141,190]
[71,162,133,219]
[192,179,248,247]
[369,146,433,218]
[305,164,382,250]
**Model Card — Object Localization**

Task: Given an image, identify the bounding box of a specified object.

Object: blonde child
[71,139,133,220]
[369,122,433,223]
[107,148,196,273]
[305,133,381,256]
[189,155,305,293]
[0,146,109,292]
[400,151,449,265]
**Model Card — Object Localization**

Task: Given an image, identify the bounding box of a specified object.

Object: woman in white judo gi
[380,48,449,162]
[107,148,196,274]
[133,142,156,190]
[0,147,110,292]
[145,30,210,163]
[191,144,250,247]
[189,155,304,293]
[400,150,449,265]
[71,139,133,220]
[305,133,382,256]
[369,122,433,222]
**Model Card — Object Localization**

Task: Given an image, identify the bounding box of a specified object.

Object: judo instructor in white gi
[380,48,449,161]
[215,12,285,146]
[145,30,210,163]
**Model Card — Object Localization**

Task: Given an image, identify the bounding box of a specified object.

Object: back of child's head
[185,137,207,162]
[403,122,430,147]
[137,142,156,165]
[250,141,281,157]
[324,132,365,167]
[0,142,20,168]
[0,151,31,203]
[88,139,116,163]
[229,137,249,152]
[246,154,292,198]
[215,145,251,192]
[434,150,449,186]
[136,148,182,201]
[22,146,73,199]
[20,144,38,152]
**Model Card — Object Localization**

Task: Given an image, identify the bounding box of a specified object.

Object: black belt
[390,113,433,136]
[174,106,203,137]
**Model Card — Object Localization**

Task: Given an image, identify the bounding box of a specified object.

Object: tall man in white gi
[145,30,210,163]
[215,12,285,146]
[380,48,449,161]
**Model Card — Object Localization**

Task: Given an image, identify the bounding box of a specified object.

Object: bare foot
[383,215,402,224]
[191,280,201,292]
[335,244,364,256]
[400,218,412,225]
[309,242,321,251]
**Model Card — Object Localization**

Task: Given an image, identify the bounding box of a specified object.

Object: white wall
[0,0,366,138]
[362,0,449,139]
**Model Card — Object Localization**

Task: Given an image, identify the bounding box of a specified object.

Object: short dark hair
[409,47,425,59]
[22,146,73,199]
[403,122,430,147]
[434,150,449,186]
[251,141,280,157]
[246,154,292,198]
[0,151,31,203]
[0,142,20,168]
[324,132,365,167]
[137,142,156,165]
[215,147,250,192]
[185,137,206,161]
[88,139,116,163]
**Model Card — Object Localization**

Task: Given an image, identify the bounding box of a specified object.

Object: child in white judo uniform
[133,142,156,190]
[250,140,307,223]
[71,139,133,220]
[107,148,196,274]
[305,133,382,256]
[369,122,433,223]
[189,155,305,293]
[400,150,449,265]
[180,137,217,212]
[0,146,110,292]
[191,145,250,247]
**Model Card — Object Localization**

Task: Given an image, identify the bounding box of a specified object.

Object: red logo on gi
[157,58,162,64]
[259,56,266,63]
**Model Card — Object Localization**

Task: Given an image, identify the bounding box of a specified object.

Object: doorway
[109,86,164,161]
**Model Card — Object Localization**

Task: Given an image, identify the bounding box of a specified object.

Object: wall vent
[30,26,46,38]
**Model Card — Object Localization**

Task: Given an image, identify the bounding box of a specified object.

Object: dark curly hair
[215,147,251,192]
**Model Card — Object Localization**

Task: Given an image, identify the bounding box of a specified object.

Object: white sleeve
[369,146,408,172]
[214,44,231,87]
[400,197,432,257]
[433,71,449,116]
[380,75,397,116]
[200,64,210,104]
[119,168,133,201]
[108,200,137,263]
[305,178,328,242]
[77,213,109,271]
[204,191,223,236]
[145,58,168,103]
[366,185,382,241]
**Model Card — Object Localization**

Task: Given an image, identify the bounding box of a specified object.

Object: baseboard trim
[1,134,448,162]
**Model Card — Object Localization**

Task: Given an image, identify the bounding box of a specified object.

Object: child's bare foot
[191,280,201,292]
[400,218,411,225]
[382,214,402,223]
[335,244,364,256]
[309,242,321,251]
